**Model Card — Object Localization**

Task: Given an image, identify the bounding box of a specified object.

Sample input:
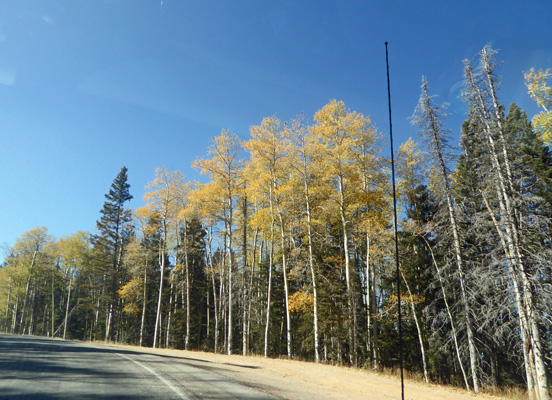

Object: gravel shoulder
[97,342,507,400]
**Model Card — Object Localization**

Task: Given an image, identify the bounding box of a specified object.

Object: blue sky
[1,1,551,258]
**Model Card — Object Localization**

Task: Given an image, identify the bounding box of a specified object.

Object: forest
[1,46,551,399]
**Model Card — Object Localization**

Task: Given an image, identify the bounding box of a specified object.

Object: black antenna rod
[385,41,405,400]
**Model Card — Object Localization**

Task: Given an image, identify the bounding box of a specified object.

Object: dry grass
[88,340,526,400]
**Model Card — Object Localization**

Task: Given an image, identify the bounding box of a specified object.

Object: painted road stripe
[117,353,189,399]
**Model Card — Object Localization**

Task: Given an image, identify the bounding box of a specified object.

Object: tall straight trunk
[298,148,320,363]
[63,273,73,339]
[206,285,210,342]
[94,289,100,341]
[166,277,174,348]
[274,171,292,358]
[19,250,38,332]
[338,175,357,366]
[264,194,276,358]
[245,226,258,355]
[445,192,479,393]
[52,273,56,337]
[481,48,549,400]
[185,258,191,351]
[277,211,292,359]
[206,228,219,352]
[466,56,549,399]
[183,222,191,351]
[105,305,112,341]
[418,78,478,391]
[218,264,225,353]
[400,270,428,383]
[42,301,49,336]
[305,196,319,363]
[422,236,470,391]
[28,287,36,335]
[365,232,379,369]
[240,193,248,355]
[153,229,167,349]
[5,276,12,332]
[11,296,19,334]
[140,264,147,347]
[242,286,248,355]
[226,218,233,356]
[483,193,538,398]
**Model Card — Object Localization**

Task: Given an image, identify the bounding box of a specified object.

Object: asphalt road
[0,334,278,400]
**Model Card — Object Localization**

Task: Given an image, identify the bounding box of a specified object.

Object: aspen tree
[244,117,293,358]
[193,130,244,355]
[140,167,184,348]
[311,100,372,366]
[57,232,90,339]
[190,182,223,352]
[10,227,55,335]
[288,115,322,362]
[524,68,552,146]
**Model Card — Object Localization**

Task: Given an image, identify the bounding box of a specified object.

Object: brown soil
[100,342,508,400]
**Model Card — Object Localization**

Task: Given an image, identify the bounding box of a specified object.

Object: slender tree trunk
[245,226,259,355]
[219,247,226,353]
[140,265,147,347]
[206,228,219,353]
[422,236,470,391]
[482,193,538,398]
[19,251,38,332]
[11,296,19,334]
[63,273,73,339]
[28,287,36,335]
[420,78,478,391]
[264,195,276,358]
[51,273,55,338]
[153,234,166,349]
[165,275,174,348]
[5,276,12,332]
[226,217,233,356]
[466,57,549,399]
[93,292,99,341]
[400,270,428,383]
[240,193,249,356]
[277,209,292,359]
[183,223,191,351]
[366,232,378,369]
[338,176,357,366]
[305,194,319,363]
[481,49,549,400]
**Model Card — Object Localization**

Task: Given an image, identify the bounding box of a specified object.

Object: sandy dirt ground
[98,342,508,400]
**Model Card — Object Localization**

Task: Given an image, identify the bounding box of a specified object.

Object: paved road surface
[0,334,278,400]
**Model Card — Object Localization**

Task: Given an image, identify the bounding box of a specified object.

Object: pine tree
[412,77,479,392]
[93,166,134,342]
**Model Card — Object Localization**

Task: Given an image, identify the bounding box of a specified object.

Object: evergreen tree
[92,166,134,342]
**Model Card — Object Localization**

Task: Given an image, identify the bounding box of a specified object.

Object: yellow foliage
[288,289,314,313]
[323,254,345,270]
[123,303,141,316]
[524,68,552,109]
[524,68,552,146]
[118,277,143,299]
[532,111,552,146]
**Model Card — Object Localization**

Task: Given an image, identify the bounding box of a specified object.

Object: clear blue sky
[1,1,551,258]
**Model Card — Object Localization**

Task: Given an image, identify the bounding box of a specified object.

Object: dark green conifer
[93,166,134,342]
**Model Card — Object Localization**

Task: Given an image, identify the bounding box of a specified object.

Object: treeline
[1,46,551,398]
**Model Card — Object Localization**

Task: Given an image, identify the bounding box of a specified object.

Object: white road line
[117,353,190,399]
